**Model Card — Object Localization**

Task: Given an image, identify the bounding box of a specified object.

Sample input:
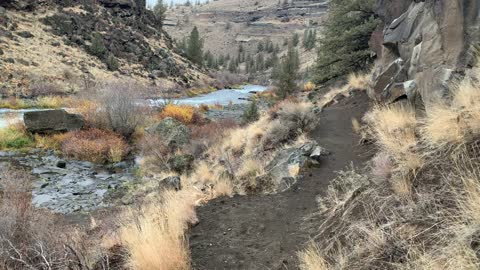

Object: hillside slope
[165,0,328,74]
[0,0,210,98]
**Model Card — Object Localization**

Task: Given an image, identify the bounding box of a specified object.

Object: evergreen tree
[228,59,238,73]
[242,99,260,124]
[187,26,203,65]
[89,32,106,58]
[303,29,309,48]
[313,0,379,83]
[153,0,168,28]
[275,44,300,99]
[256,53,265,72]
[292,32,300,47]
[257,42,264,53]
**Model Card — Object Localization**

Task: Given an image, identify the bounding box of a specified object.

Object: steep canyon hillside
[165,0,328,75]
[0,0,210,98]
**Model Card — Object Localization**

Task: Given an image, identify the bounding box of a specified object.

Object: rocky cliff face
[371,0,480,109]
[0,0,208,97]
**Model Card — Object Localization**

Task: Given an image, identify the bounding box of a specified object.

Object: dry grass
[117,189,201,270]
[300,65,480,270]
[347,73,371,90]
[422,78,480,150]
[318,73,371,108]
[299,244,330,270]
[364,104,422,172]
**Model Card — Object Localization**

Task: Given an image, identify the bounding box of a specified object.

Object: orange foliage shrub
[57,129,128,163]
[159,104,195,124]
[303,81,316,92]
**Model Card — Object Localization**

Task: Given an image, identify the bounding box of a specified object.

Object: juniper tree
[313,0,379,83]
[275,44,300,99]
[154,0,168,28]
[187,26,203,65]
[292,33,300,47]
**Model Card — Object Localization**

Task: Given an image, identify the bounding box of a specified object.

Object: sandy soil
[189,91,373,269]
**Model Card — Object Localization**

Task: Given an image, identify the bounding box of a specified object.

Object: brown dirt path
[189,91,372,270]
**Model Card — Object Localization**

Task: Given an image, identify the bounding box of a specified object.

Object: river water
[0,85,267,128]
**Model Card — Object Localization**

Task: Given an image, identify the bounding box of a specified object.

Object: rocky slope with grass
[0,0,210,98]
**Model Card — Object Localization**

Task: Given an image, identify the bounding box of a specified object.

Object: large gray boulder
[24,109,84,134]
[145,117,191,148]
[255,141,329,193]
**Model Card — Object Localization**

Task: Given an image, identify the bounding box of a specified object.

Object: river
[0,85,267,128]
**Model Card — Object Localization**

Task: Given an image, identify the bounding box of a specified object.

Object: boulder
[24,109,84,134]
[159,176,182,191]
[254,141,328,193]
[145,117,191,148]
[371,58,406,100]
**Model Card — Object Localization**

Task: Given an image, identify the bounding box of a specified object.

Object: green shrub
[89,32,106,58]
[0,127,34,150]
[242,100,260,124]
[106,54,119,71]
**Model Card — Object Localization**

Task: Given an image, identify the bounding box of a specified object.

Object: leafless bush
[29,82,64,97]
[0,167,94,269]
[209,71,247,89]
[99,81,150,139]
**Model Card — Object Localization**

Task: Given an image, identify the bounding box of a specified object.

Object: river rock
[145,117,191,148]
[24,109,84,134]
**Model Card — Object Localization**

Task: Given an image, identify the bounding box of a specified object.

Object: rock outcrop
[24,109,84,134]
[255,141,329,193]
[371,0,480,108]
[145,117,191,148]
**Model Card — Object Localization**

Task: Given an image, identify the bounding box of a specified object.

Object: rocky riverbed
[0,150,136,214]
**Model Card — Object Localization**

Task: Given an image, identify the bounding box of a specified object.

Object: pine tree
[153,0,168,28]
[303,29,308,48]
[313,0,379,83]
[228,59,238,73]
[257,42,264,53]
[275,44,300,99]
[187,26,203,65]
[292,32,300,47]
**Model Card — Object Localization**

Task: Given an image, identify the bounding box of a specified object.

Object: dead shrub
[0,167,92,269]
[209,71,247,89]
[100,82,147,138]
[29,82,65,97]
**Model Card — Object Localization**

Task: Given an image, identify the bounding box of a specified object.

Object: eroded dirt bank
[189,91,372,269]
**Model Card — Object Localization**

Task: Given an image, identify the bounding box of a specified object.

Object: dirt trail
[189,91,372,270]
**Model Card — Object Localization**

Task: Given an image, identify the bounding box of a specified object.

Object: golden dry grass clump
[117,189,201,270]
[422,78,480,150]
